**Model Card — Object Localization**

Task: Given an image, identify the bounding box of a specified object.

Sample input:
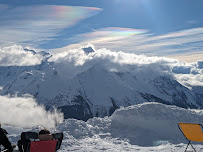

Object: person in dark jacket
[0,123,13,152]
[17,129,63,152]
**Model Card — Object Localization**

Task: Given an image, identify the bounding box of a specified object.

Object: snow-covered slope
[0,45,203,120]
[5,103,203,151]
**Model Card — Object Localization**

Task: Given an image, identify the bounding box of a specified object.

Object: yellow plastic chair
[178,123,203,152]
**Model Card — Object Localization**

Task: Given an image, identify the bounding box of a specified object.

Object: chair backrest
[178,123,203,142]
[30,140,57,152]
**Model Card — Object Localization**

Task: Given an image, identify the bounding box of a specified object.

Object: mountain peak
[24,48,37,54]
[82,46,95,54]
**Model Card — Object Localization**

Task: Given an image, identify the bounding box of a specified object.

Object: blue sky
[0,0,203,62]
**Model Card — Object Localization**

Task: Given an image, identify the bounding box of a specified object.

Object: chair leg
[184,141,196,152]
[184,142,190,152]
[189,142,196,152]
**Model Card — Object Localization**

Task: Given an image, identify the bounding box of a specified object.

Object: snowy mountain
[0,46,203,120]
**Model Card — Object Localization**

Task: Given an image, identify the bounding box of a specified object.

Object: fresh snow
[4,102,203,152]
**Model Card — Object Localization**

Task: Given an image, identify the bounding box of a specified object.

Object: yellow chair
[178,123,203,152]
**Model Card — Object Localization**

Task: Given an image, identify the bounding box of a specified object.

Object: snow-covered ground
[3,102,203,151]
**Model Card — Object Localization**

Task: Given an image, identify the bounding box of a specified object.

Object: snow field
[4,102,203,151]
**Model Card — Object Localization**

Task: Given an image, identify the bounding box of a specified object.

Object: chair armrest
[22,132,38,140]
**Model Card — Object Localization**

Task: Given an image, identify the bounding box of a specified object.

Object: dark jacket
[0,128,13,152]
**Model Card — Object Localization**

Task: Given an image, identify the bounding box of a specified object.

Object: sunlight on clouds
[169,52,203,63]
[0,5,102,47]
[81,27,147,40]
[59,27,203,62]
[55,27,148,52]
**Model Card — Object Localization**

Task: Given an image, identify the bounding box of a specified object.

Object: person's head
[39,129,50,135]
[38,129,53,141]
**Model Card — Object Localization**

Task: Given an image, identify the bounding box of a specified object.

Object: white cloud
[175,74,203,88]
[49,46,179,82]
[0,95,63,128]
[172,61,203,89]
[51,46,177,66]
[0,45,43,66]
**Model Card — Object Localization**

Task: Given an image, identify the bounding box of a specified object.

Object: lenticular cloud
[0,95,63,128]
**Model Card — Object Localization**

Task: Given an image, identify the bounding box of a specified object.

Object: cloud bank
[50,46,177,82]
[0,45,43,66]
[50,45,203,89]
[0,95,63,128]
